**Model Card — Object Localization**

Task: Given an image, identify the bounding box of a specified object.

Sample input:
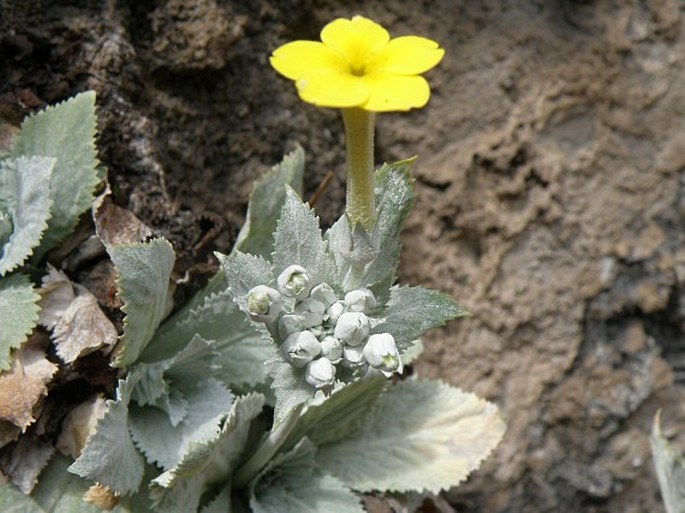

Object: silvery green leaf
[372,285,468,351]
[130,377,233,470]
[272,188,333,286]
[131,335,217,421]
[325,215,377,291]
[0,157,54,276]
[34,453,154,512]
[109,238,175,367]
[361,159,416,288]
[265,356,315,425]
[0,273,40,371]
[145,291,275,389]
[200,483,233,513]
[151,393,265,513]
[250,438,363,513]
[69,376,145,495]
[317,379,505,493]
[285,376,386,451]
[0,481,43,513]
[651,411,685,513]
[235,146,305,258]
[11,91,99,260]
[219,251,274,301]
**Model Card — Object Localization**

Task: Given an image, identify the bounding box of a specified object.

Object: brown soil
[2,1,684,512]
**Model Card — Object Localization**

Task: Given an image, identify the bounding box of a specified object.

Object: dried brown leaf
[56,394,107,459]
[0,420,20,450]
[93,186,152,247]
[0,432,54,493]
[84,483,120,510]
[0,344,58,431]
[39,267,118,363]
[53,285,117,363]
[38,266,76,330]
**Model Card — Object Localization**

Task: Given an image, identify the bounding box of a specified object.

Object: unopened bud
[282,331,321,367]
[278,314,305,339]
[342,345,365,368]
[320,335,343,363]
[344,288,376,313]
[334,312,370,346]
[305,357,336,389]
[363,333,402,376]
[277,265,311,299]
[310,283,338,307]
[245,285,282,323]
[295,298,326,328]
[325,301,346,325]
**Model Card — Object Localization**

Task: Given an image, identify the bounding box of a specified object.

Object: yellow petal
[361,73,430,112]
[370,36,445,75]
[296,70,370,108]
[321,16,390,72]
[270,41,346,80]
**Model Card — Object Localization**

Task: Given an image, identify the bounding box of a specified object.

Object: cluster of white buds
[243,265,402,389]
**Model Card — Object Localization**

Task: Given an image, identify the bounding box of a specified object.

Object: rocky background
[2,1,685,511]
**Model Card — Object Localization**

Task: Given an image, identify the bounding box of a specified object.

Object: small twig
[308,171,335,206]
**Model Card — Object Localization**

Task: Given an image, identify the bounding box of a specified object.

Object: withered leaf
[0,343,57,431]
[39,267,117,363]
[56,394,107,459]
[93,186,152,247]
[0,433,54,494]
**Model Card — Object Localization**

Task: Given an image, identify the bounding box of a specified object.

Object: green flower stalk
[270,15,445,231]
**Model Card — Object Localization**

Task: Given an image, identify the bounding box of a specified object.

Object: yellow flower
[270,15,444,112]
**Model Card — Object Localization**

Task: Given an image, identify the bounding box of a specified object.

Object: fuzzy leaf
[11,91,100,260]
[362,159,416,287]
[130,378,233,470]
[285,376,386,451]
[33,454,154,512]
[235,146,305,258]
[317,380,505,493]
[326,215,377,291]
[651,412,685,513]
[0,157,54,275]
[144,290,275,389]
[0,482,43,513]
[250,438,364,513]
[372,286,468,350]
[219,251,274,301]
[150,393,265,513]
[0,273,40,371]
[69,376,145,495]
[265,356,314,425]
[272,188,332,285]
[109,238,175,367]
[129,338,233,470]
[200,483,233,513]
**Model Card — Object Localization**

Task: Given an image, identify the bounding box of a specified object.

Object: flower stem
[233,404,304,489]
[342,107,375,232]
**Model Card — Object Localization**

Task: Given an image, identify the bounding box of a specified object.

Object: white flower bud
[309,325,324,339]
[310,283,338,307]
[245,285,282,323]
[278,314,305,339]
[277,265,311,299]
[344,288,376,313]
[295,298,326,328]
[334,312,370,346]
[342,345,365,368]
[363,333,402,376]
[325,301,346,325]
[282,331,322,367]
[305,357,336,389]
[320,335,343,363]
